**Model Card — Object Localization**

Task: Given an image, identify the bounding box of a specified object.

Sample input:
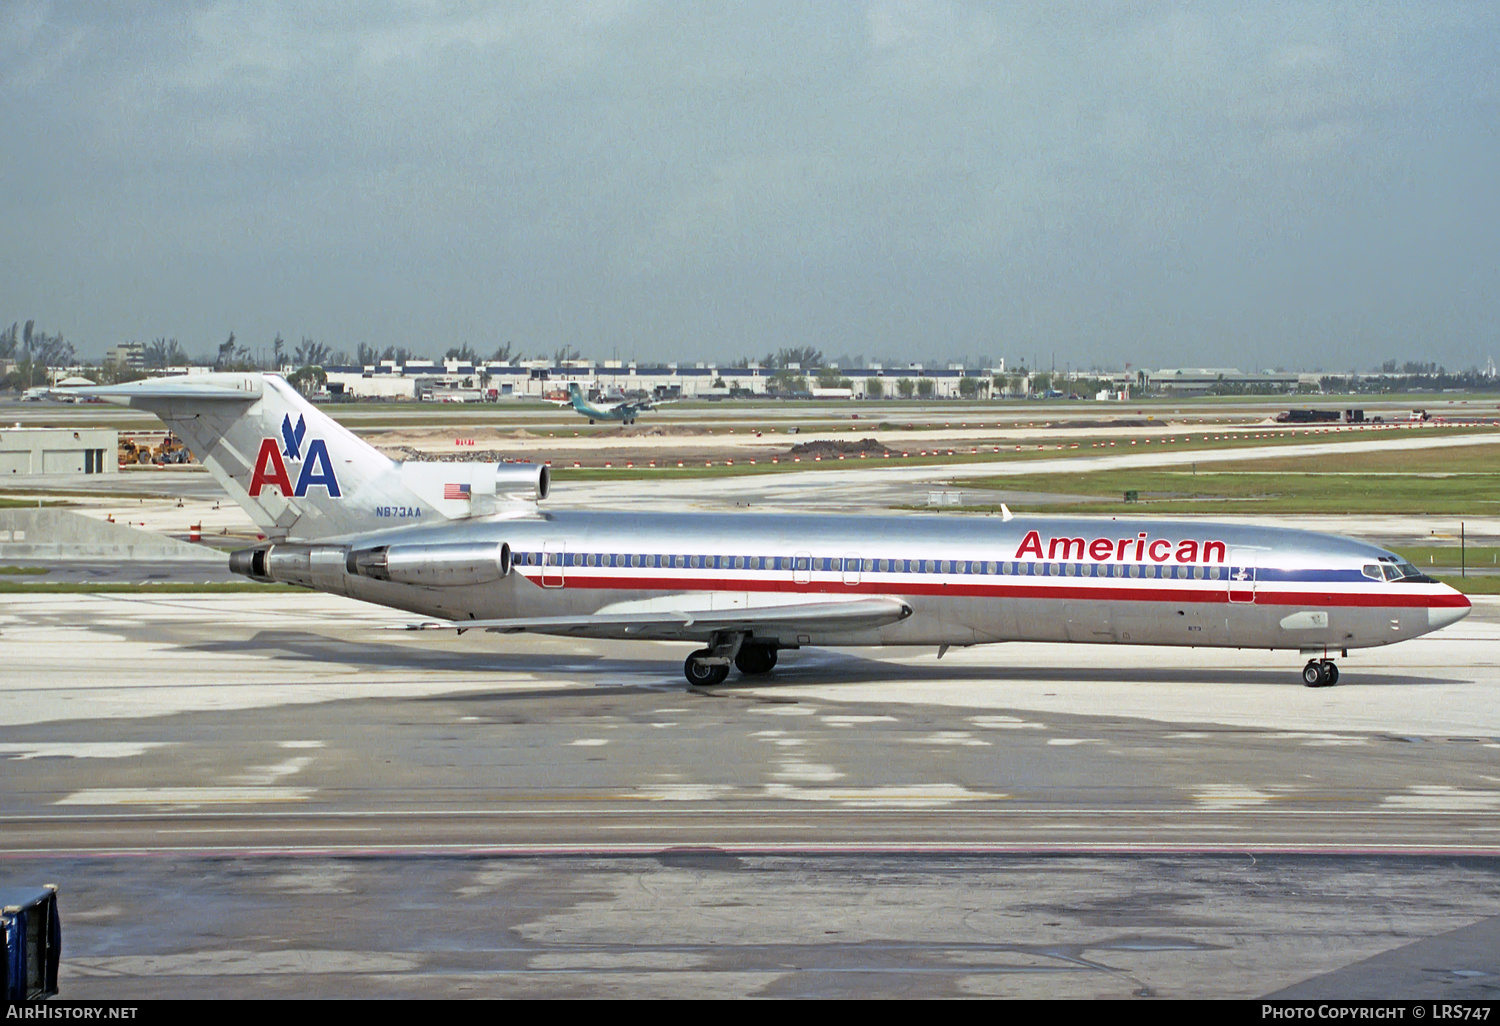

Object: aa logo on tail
[281,413,307,461]
[250,414,341,498]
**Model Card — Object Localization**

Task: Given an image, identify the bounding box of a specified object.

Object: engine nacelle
[228,543,348,592]
[346,541,512,588]
[232,540,513,591]
[397,462,549,515]
[495,463,549,504]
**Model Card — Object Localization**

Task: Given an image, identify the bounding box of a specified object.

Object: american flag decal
[444,482,471,500]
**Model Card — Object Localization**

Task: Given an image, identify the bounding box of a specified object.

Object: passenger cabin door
[842,553,862,586]
[1228,548,1256,603]
[541,541,565,588]
[792,551,812,585]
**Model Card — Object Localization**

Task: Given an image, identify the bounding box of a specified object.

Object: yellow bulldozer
[118,433,194,466]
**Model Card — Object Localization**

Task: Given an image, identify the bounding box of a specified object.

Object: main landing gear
[734,643,777,675]
[684,653,730,687]
[684,634,778,686]
[1302,660,1339,688]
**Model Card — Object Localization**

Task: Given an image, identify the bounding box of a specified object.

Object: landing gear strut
[1302,660,1339,688]
[684,631,746,687]
[685,634,782,685]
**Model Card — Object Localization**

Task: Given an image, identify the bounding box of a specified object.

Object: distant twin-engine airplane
[83,374,1470,688]
[559,381,659,424]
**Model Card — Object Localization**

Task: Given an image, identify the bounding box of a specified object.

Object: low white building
[320,361,1013,400]
[0,427,117,477]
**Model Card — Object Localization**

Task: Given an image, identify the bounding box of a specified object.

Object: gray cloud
[2,1,1496,371]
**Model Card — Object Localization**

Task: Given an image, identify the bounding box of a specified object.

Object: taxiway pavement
[2,590,1498,997]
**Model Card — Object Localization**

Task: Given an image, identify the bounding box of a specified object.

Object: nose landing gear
[1302,660,1339,687]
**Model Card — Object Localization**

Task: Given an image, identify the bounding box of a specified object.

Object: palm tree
[294,337,331,367]
[216,332,248,370]
[777,346,822,369]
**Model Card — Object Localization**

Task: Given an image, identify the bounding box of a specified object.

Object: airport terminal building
[318,359,1023,401]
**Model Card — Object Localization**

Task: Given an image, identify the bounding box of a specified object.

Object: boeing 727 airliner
[82,374,1470,688]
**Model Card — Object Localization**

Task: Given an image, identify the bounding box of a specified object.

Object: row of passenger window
[518,551,1232,580]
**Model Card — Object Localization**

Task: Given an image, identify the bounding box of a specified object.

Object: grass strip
[951,448,1500,515]
[1435,576,1500,595]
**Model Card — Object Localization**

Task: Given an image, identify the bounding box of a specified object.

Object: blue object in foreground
[1,886,60,1001]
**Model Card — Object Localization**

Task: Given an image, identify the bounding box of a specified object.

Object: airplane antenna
[1001,504,1013,522]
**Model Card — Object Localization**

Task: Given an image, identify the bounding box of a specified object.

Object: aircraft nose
[1427,588,1471,631]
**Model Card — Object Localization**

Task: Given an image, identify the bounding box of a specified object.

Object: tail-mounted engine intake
[495,463,549,504]
[397,462,550,515]
[231,541,512,590]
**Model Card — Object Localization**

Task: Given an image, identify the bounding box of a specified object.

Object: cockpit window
[1362,564,1382,580]
[1371,557,1433,583]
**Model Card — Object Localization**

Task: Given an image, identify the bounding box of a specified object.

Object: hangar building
[0,427,118,476]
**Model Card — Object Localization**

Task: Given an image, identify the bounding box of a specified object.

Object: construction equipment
[152,434,192,464]
[118,432,194,466]
[118,437,151,465]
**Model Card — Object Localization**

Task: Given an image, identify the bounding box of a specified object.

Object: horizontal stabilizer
[402,596,913,639]
[76,379,262,403]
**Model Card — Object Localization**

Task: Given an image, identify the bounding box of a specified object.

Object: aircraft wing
[402,596,913,639]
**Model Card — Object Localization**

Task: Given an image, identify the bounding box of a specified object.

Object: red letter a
[1016,530,1044,559]
[249,438,294,497]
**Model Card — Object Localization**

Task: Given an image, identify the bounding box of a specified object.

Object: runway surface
[2,590,1498,997]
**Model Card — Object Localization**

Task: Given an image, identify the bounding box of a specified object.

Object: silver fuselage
[282,511,1471,652]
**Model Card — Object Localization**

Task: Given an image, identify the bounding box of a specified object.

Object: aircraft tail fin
[81,374,547,541]
[568,382,589,413]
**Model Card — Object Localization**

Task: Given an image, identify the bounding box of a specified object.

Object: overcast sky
[2,1,1497,371]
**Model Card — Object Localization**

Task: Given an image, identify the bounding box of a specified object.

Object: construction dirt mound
[788,437,894,457]
[1055,418,1152,429]
[608,425,713,437]
[382,446,537,464]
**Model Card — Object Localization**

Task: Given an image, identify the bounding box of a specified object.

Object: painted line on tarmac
[4,841,1500,859]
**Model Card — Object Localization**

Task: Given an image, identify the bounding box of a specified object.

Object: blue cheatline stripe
[520,550,1381,586]
[510,567,1462,609]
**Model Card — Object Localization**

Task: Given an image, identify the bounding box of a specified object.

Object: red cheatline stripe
[514,572,1469,609]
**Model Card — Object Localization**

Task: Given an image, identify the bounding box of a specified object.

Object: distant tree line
[10,314,1500,402]
[1319,369,1500,394]
[0,320,76,389]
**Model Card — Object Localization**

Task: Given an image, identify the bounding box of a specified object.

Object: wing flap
[402,596,913,639]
